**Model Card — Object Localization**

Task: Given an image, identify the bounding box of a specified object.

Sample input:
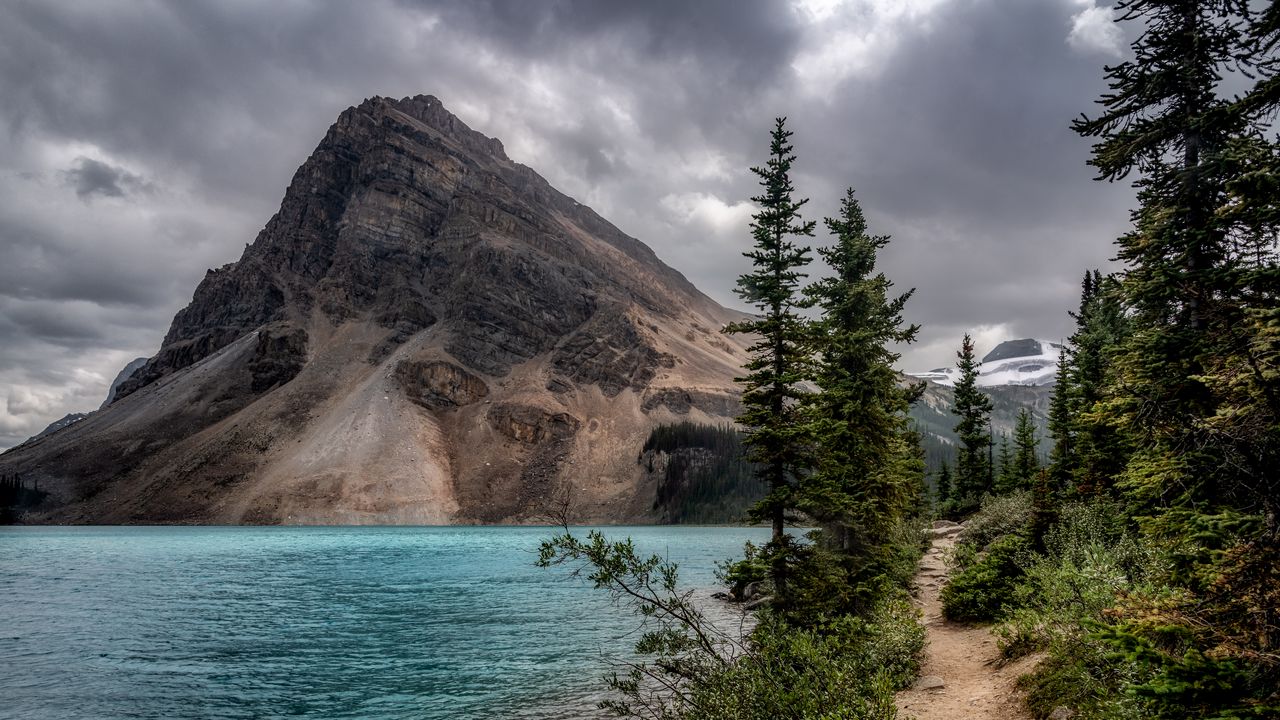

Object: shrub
[942,533,1031,622]
[540,528,924,719]
[857,592,927,690]
[995,500,1174,718]
[718,540,771,600]
[960,490,1035,550]
[782,520,930,622]
[684,596,921,720]
[684,613,901,720]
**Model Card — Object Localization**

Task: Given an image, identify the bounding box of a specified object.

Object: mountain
[0,95,748,524]
[906,339,1061,471]
[29,414,89,442]
[908,338,1062,388]
[14,357,152,448]
[99,357,148,409]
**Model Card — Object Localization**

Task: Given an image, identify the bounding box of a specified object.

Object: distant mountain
[905,339,1061,472]
[30,413,89,442]
[18,356,153,447]
[100,357,148,409]
[0,95,748,525]
[908,338,1062,388]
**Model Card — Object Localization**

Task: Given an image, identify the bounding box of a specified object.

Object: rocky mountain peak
[908,338,1061,388]
[2,95,748,525]
[346,94,510,162]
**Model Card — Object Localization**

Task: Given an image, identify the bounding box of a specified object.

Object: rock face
[0,95,748,524]
[394,360,489,410]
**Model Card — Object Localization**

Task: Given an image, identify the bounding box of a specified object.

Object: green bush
[718,540,771,600]
[994,500,1175,718]
[683,598,921,720]
[960,490,1036,549]
[1017,640,1149,720]
[941,533,1031,622]
[782,520,930,622]
[857,592,927,690]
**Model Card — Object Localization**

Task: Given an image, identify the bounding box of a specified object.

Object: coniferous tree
[950,334,993,506]
[1073,0,1253,515]
[1009,409,1041,491]
[936,461,953,505]
[1046,346,1076,493]
[994,434,1014,493]
[1071,3,1280,712]
[1047,270,1131,496]
[1066,272,1130,495]
[801,187,922,607]
[724,118,815,597]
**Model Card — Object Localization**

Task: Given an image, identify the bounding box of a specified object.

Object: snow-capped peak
[908,338,1062,388]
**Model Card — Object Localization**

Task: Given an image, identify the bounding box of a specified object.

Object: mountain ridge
[0,95,749,525]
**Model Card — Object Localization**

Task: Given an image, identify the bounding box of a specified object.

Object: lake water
[0,526,769,720]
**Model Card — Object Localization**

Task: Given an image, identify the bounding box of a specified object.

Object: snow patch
[907,338,1062,388]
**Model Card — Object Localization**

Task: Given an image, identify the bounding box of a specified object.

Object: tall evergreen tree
[1072,0,1253,515]
[1046,345,1075,493]
[724,118,815,595]
[951,334,993,505]
[1067,272,1130,495]
[1009,409,1041,492]
[801,187,922,605]
[936,461,953,505]
[1072,3,1280,712]
[995,434,1014,493]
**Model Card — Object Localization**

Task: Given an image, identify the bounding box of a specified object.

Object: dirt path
[895,532,1040,720]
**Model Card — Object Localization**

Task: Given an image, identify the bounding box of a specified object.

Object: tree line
[538,2,1279,717]
[937,3,1280,716]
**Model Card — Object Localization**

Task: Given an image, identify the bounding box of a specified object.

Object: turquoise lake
[0,526,769,720]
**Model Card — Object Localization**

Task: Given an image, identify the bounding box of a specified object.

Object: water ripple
[0,526,768,720]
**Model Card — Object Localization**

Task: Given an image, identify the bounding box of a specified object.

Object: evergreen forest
[540,3,1280,718]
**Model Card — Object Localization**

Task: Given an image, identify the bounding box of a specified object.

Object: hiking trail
[895,527,1041,719]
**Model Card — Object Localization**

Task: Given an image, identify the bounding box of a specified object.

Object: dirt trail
[895,533,1040,720]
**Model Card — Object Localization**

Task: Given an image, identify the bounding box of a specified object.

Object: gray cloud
[63,156,152,200]
[0,0,1140,448]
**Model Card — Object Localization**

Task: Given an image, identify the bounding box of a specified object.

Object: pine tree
[1067,272,1130,495]
[800,186,922,606]
[1071,3,1280,712]
[724,117,815,596]
[1009,409,1040,492]
[1046,346,1075,494]
[1072,0,1252,514]
[951,334,993,506]
[994,434,1014,493]
[936,461,953,505]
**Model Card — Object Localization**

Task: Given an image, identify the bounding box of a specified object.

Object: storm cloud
[0,0,1136,448]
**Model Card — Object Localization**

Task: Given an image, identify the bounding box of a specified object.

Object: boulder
[914,675,946,691]
[930,523,965,539]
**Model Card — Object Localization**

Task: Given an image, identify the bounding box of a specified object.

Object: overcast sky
[0,0,1137,448]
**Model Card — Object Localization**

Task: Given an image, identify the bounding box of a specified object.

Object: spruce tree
[1072,3,1280,711]
[1010,409,1041,491]
[951,334,993,506]
[1067,272,1130,495]
[936,461,953,505]
[724,117,815,595]
[1072,0,1251,514]
[1046,346,1076,493]
[995,434,1014,493]
[801,186,922,605]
